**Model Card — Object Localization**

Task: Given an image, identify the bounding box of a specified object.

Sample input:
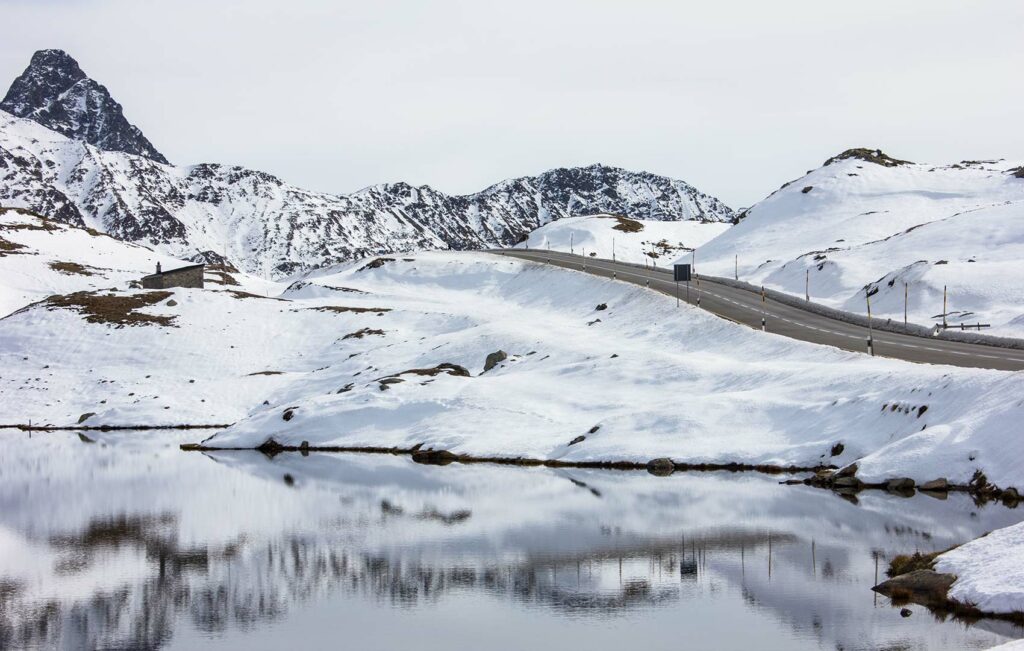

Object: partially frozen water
[2,430,1023,650]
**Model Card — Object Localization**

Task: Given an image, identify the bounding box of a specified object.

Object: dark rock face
[483,350,508,373]
[1,49,168,163]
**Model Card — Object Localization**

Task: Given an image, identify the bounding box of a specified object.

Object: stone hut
[140,262,205,289]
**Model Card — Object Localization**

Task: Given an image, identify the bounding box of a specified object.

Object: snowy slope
[0,109,733,278]
[934,520,1024,615]
[518,214,730,265]
[0,206,274,317]
[691,150,1024,335]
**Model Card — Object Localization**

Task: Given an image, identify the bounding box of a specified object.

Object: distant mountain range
[0,50,734,276]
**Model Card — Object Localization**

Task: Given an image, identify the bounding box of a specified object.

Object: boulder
[886,477,916,492]
[595,303,608,311]
[919,478,949,492]
[77,412,95,424]
[646,458,675,476]
[411,449,459,466]
[872,570,957,606]
[483,350,508,373]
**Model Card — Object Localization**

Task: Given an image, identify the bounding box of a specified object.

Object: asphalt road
[491,249,1024,372]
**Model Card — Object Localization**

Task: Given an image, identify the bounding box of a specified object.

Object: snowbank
[935,521,1024,614]
[519,213,729,266]
[192,252,1024,491]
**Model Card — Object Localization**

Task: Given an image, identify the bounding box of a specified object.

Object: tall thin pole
[734,254,738,281]
[761,286,767,331]
[696,275,701,307]
[867,293,875,356]
[570,233,573,255]
[805,269,809,301]
[904,282,908,325]
[943,285,948,329]
[612,237,616,262]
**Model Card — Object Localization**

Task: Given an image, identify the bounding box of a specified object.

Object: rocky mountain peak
[1,49,168,164]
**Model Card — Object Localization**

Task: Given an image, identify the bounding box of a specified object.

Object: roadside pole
[734,254,738,280]
[570,233,573,255]
[761,286,767,331]
[805,269,809,301]
[612,238,616,263]
[696,274,701,307]
[904,282,908,325]
[867,293,875,356]
[943,285,948,329]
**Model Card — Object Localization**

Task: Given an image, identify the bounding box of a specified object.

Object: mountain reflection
[1,434,1022,650]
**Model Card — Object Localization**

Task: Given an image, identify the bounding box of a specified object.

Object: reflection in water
[1,431,1023,650]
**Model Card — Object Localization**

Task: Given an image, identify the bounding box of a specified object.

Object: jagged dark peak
[1,49,168,164]
[823,148,911,168]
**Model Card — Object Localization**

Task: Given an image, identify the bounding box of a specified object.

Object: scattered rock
[610,353,618,358]
[166,299,178,307]
[587,318,602,326]
[483,350,508,373]
[282,408,297,421]
[920,478,949,492]
[830,442,845,457]
[379,377,405,385]
[588,425,600,434]
[77,412,95,424]
[886,477,916,492]
[283,473,295,486]
[1002,487,1021,505]
[646,457,675,477]
[77,432,96,444]
[595,303,608,311]
[900,608,912,618]
[568,435,586,446]
[300,440,309,451]
[801,186,813,194]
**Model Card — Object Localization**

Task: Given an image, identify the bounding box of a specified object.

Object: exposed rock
[801,186,813,194]
[872,570,957,606]
[595,303,608,311]
[166,299,178,307]
[282,408,296,421]
[646,457,675,477]
[568,435,585,446]
[483,350,508,373]
[920,478,949,492]
[830,442,845,457]
[411,449,459,465]
[282,473,295,487]
[900,608,912,618]
[886,477,916,492]
[836,463,859,478]
[76,412,95,424]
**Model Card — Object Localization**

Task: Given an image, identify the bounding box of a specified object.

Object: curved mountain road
[491,249,1024,372]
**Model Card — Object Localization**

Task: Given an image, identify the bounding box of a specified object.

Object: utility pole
[942,285,948,329]
[904,282,908,325]
[735,254,738,281]
[570,233,573,255]
[612,237,616,263]
[696,274,701,307]
[867,293,875,356]
[805,269,809,301]
[761,286,767,331]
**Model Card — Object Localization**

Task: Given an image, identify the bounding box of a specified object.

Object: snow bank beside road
[199,252,1024,492]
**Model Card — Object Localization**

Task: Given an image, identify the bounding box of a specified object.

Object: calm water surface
[1,430,1023,650]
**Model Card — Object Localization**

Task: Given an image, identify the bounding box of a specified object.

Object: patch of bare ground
[205,264,240,286]
[824,148,911,168]
[0,236,29,256]
[357,257,395,272]
[303,305,391,314]
[598,214,644,233]
[379,363,471,380]
[48,261,98,276]
[42,291,177,327]
[343,327,385,340]
[247,370,284,376]
[225,289,286,301]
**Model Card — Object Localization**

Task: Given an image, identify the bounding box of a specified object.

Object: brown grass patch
[343,327,385,340]
[886,549,949,578]
[305,305,391,314]
[42,291,176,327]
[378,363,471,382]
[225,289,286,301]
[603,215,644,233]
[48,261,98,276]
[0,236,29,256]
[205,268,240,286]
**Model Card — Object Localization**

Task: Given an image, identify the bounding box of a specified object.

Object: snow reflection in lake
[1,430,1022,650]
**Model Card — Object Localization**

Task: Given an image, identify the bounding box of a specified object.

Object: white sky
[2,0,1022,208]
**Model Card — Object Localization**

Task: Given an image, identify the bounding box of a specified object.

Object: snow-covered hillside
[692,149,1024,336]
[5,247,1020,489]
[0,207,274,317]
[517,214,730,265]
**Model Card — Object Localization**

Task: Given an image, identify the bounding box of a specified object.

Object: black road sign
[674,263,691,282]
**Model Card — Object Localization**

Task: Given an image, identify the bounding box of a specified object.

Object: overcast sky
[2,0,1022,208]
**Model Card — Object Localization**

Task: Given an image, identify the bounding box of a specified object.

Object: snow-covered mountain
[692,148,1024,335]
[0,50,734,277]
[1,49,168,164]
